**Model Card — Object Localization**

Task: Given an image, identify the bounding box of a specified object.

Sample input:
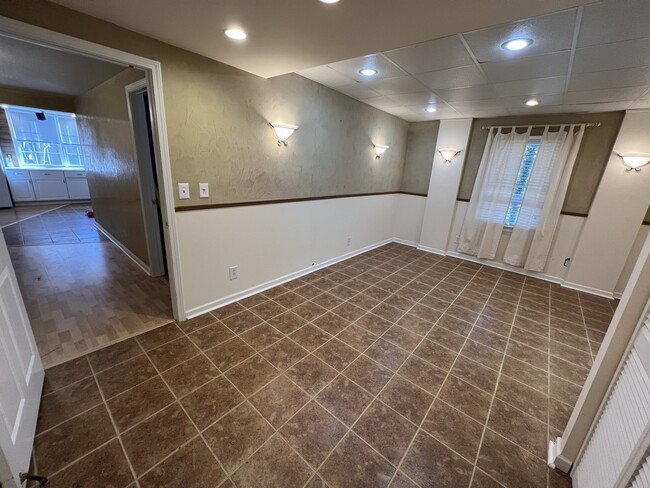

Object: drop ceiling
[0,34,125,96]
[297,1,650,121]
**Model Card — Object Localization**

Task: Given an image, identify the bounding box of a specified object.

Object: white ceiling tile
[436,84,498,102]
[572,38,650,73]
[500,93,564,108]
[387,92,444,106]
[563,102,633,113]
[383,35,474,74]
[630,99,650,109]
[362,76,426,96]
[578,0,650,48]
[458,110,507,118]
[415,65,487,90]
[362,96,404,109]
[381,106,418,117]
[492,76,566,98]
[327,54,406,82]
[448,99,507,112]
[565,86,647,105]
[296,66,355,87]
[641,89,650,100]
[334,83,381,100]
[463,9,576,63]
[403,102,457,114]
[569,67,650,92]
[507,104,565,115]
[481,52,570,83]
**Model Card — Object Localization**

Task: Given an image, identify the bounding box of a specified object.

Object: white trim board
[95,222,151,276]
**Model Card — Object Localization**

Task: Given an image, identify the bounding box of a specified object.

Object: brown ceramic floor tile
[250,375,310,428]
[46,439,133,488]
[439,375,492,424]
[382,325,422,352]
[495,375,548,423]
[222,310,263,334]
[378,376,433,425]
[289,325,332,352]
[312,292,345,310]
[225,355,279,397]
[280,400,347,467]
[397,313,435,336]
[506,341,547,371]
[343,355,393,395]
[390,472,420,488]
[95,354,157,399]
[450,355,499,394]
[371,303,406,323]
[354,400,418,465]
[510,327,548,353]
[87,338,142,372]
[275,291,307,309]
[180,375,244,429]
[550,398,573,430]
[240,323,284,351]
[42,356,92,394]
[426,326,467,352]
[204,337,256,372]
[550,340,592,370]
[413,339,457,371]
[550,374,582,406]
[332,302,367,322]
[355,312,394,336]
[34,404,116,475]
[475,314,512,337]
[501,355,548,393]
[409,303,443,324]
[139,437,227,488]
[422,400,484,461]
[38,376,102,432]
[314,311,351,335]
[286,355,337,395]
[317,375,373,426]
[203,402,275,474]
[107,376,174,432]
[488,398,547,459]
[436,314,474,336]
[550,355,589,386]
[469,326,508,352]
[231,435,312,488]
[250,300,287,320]
[259,337,310,370]
[348,292,381,311]
[268,311,308,334]
[162,354,220,398]
[176,312,218,333]
[187,322,235,350]
[136,323,184,351]
[471,469,505,487]
[147,337,200,372]
[293,301,328,321]
[314,338,360,371]
[212,303,246,321]
[397,355,447,394]
[320,432,395,488]
[336,324,379,351]
[401,430,474,488]
[365,339,410,371]
[121,404,197,476]
[550,328,590,353]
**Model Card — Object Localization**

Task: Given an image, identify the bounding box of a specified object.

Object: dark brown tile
[187,322,235,350]
[551,328,590,353]
[426,326,466,352]
[550,398,573,430]
[203,402,274,474]
[343,355,393,395]
[451,355,499,394]
[409,303,443,324]
[401,430,473,488]
[371,302,405,322]
[289,325,332,351]
[469,327,508,352]
[390,472,420,488]
[314,311,352,335]
[475,314,512,337]
[495,376,548,423]
[232,435,312,488]
[550,355,589,386]
[240,324,284,351]
[506,341,548,370]
[413,339,456,371]
[397,313,435,336]
[348,292,381,311]
[137,323,184,351]
[180,376,244,429]
[250,374,310,428]
[162,354,220,398]
[478,429,547,488]
[422,400,484,461]
[139,437,227,488]
[365,339,409,371]
[239,293,268,308]
[314,338,360,371]
[226,355,279,397]
[46,439,133,488]
[320,433,395,488]
[280,401,347,467]
[177,312,218,332]
[551,374,582,406]
[293,301,328,321]
[263,285,290,299]
[551,340,592,369]
[516,316,550,336]
[471,469,503,488]
[446,304,480,324]
[222,310,263,334]
[147,337,200,372]
[489,398,547,459]
[332,302,367,322]
[379,376,433,424]
[96,354,157,399]
[107,376,174,432]
[436,314,474,337]
[286,354,337,395]
[312,292,345,310]
[204,337,256,372]
[337,324,379,351]
[296,284,325,300]
[38,376,102,432]
[307,474,327,488]
[268,311,308,334]
[382,325,422,352]
[356,312,394,336]
[34,404,116,475]
[501,356,548,393]
[398,355,447,394]
[259,337,309,370]
[212,302,246,321]
[511,327,548,353]
[250,300,287,320]
[43,356,92,395]
[439,375,491,424]
[87,338,142,372]
[317,375,373,425]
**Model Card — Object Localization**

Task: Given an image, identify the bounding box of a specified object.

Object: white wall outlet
[346,237,352,247]
[229,265,238,280]
[199,182,209,198]
[178,183,190,200]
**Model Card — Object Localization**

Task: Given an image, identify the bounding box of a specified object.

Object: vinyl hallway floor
[33,243,616,487]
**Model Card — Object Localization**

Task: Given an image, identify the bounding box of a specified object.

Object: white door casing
[0,230,44,487]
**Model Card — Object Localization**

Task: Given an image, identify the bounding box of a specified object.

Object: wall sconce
[374,145,389,159]
[617,153,650,172]
[269,122,298,146]
[438,148,461,164]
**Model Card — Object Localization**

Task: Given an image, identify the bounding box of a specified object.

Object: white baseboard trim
[416,244,447,256]
[391,237,419,248]
[95,222,151,276]
[562,281,617,299]
[185,238,400,319]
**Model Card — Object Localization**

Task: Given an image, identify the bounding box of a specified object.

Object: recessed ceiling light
[320,0,340,3]
[425,106,437,113]
[502,38,533,51]
[71,113,77,118]
[359,68,378,77]
[225,28,247,40]
[525,98,539,106]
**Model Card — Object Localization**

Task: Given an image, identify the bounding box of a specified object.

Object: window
[5,107,85,168]
[504,138,540,227]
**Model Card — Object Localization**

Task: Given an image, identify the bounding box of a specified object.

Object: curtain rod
[481,122,601,130]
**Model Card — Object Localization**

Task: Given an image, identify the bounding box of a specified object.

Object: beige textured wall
[75,68,149,265]
[458,112,624,215]
[400,121,440,195]
[0,0,409,208]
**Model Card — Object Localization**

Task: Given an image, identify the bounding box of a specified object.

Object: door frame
[0,15,186,319]
[125,79,166,277]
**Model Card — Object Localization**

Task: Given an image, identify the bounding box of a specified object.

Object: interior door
[0,229,44,487]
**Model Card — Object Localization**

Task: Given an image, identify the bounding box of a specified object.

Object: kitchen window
[504,138,540,227]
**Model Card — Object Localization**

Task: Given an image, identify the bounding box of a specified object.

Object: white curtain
[503,124,585,271]
[458,127,531,259]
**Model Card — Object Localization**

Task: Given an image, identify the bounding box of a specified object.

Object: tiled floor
[5,204,173,368]
[34,243,616,487]
[0,203,62,227]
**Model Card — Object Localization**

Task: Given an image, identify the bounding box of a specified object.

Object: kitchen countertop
[5,167,86,171]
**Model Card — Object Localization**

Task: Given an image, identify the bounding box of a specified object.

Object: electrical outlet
[346,236,352,247]
[199,183,209,198]
[229,266,238,280]
[178,183,190,200]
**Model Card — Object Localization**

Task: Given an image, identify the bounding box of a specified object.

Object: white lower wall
[616,225,650,295]
[392,193,427,243]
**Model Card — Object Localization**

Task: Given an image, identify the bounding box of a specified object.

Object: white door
[0,230,44,488]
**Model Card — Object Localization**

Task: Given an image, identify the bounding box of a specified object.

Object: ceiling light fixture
[225,28,247,40]
[438,148,461,164]
[374,144,389,159]
[320,0,340,3]
[502,38,533,51]
[359,68,378,77]
[425,106,437,113]
[0,104,8,109]
[525,98,539,106]
[270,122,298,146]
[617,153,650,172]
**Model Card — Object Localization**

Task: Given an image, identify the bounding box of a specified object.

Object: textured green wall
[400,121,440,195]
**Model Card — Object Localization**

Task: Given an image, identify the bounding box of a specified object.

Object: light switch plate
[199,182,209,198]
[178,183,190,200]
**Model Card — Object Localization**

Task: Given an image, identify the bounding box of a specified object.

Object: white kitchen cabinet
[7,178,36,202]
[33,178,69,201]
[66,177,90,199]
[5,168,89,202]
